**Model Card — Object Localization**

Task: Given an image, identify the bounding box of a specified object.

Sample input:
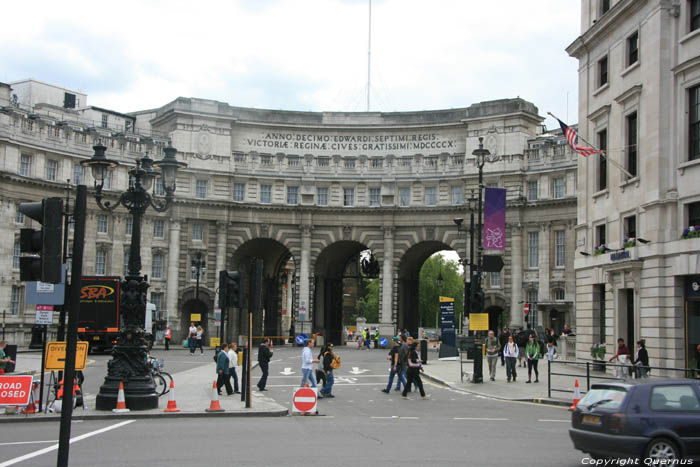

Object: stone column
[165,220,181,333]
[298,225,312,325]
[214,221,228,308]
[538,222,551,327]
[509,224,524,329]
[381,226,394,326]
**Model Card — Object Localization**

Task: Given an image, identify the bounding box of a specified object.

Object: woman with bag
[402,342,429,399]
[196,325,204,354]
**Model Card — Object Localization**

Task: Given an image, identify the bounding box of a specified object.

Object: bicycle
[148,357,173,396]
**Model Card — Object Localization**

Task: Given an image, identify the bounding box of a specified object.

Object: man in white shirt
[300,339,322,397]
[227,342,240,394]
[188,323,197,355]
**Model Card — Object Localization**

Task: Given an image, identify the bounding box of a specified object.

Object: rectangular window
[103,169,113,190]
[369,188,381,207]
[233,183,245,202]
[73,165,84,185]
[554,178,565,199]
[287,156,300,167]
[490,271,501,288]
[627,31,639,66]
[527,180,538,201]
[690,85,700,161]
[11,286,21,315]
[126,217,133,236]
[554,289,566,301]
[344,159,356,169]
[151,254,163,279]
[596,224,607,246]
[192,223,204,241]
[95,250,106,275]
[260,184,272,204]
[598,129,608,190]
[555,230,566,268]
[124,252,130,275]
[15,206,24,224]
[153,219,164,238]
[452,186,463,205]
[20,154,31,176]
[46,159,58,181]
[190,263,206,281]
[598,55,608,88]
[527,289,538,306]
[101,113,108,128]
[13,241,20,269]
[195,180,208,199]
[287,186,299,205]
[601,0,610,15]
[688,201,700,226]
[370,159,383,169]
[650,385,700,412]
[399,188,411,207]
[317,187,328,206]
[625,215,637,240]
[425,187,437,206]
[692,0,700,32]
[343,188,355,207]
[64,92,76,109]
[317,157,330,167]
[151,292,164,310]
[260,155,272,166]
[627,112,638,176]
[154,177,165,196]
[97,215,108,233]
[528,231,539,268]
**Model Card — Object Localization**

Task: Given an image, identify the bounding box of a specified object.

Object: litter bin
[3,344,17,373]
[420,339,428,364]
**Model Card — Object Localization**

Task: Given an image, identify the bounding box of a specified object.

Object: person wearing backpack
[525,334,540,383]
[320,343,337,398]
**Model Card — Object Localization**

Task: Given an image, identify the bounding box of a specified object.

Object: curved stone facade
[0,79,577,344]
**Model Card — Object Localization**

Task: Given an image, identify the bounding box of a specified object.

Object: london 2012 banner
[483,188,507,250]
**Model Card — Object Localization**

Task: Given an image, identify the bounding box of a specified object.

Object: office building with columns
[0,78,577,345]
[568,0,700,370]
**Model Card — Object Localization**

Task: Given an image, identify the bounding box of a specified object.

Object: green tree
[358,278,380,323]
[418,254,464,329]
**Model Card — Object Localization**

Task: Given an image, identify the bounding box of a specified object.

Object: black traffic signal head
[18,197,63,283]
[219,269,244,309]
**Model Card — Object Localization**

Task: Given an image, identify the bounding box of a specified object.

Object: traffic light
[219,270,244,308]
[18,197,63,283]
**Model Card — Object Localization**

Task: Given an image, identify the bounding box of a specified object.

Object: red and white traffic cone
[113,381,130,413]
[205,380,224,412]
[164,380,180,413]
[22,381,39,414]
[569,379,581,410]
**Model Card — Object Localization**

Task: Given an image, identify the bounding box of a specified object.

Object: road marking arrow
[349,367,370,375]
[280,367,296,375]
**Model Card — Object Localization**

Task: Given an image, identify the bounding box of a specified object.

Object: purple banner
[483,187,506,250]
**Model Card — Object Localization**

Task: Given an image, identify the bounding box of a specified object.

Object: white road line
[0,441,58,446]
[0,420,135,467]
[453,417,509,421]
[538,419,570,423]
[371,416,419,420]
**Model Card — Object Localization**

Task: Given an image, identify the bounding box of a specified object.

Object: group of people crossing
[381,335,430,399]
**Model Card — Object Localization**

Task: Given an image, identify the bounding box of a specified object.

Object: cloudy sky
[1,0,581,128]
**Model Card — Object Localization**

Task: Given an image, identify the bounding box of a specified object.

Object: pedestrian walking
[196,325,204,354]
[188,322,197,355]
[164,326,171,351]
[633,339,650,378]
[608,338,631,379]
[498,328,510,366]
[257,338,273,391]
[382,337,407,393]
[320,343,337,398]
[216,343,234,396]
[300,339,323,397]
[399,334,410,392]
[402,342,429,399]
[0,341,15,375]
[504,335,518,382]
[315,345,327,389]
[525,334,540,383]
[227,342,240,393]
[545,341,557,362]
[485,330,499,381]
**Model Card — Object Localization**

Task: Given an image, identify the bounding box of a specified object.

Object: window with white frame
[260,155,272,166]
[425,187,437,206]
[344,159,355,169]
[399,187,411,207]
[195,180,208,199]
[317,187,328,206]
[97,215,108,234]
[527,289,538,305]
[13,241,20,269]
[288,156,300,167]
[151,292,164,310]
[555,230,566,268]
[627,112,638,177]
[46,159,58,181]
[153,219,164,238]
[101,113,108,128]
[192,223,204,241]
[554,178,565,199]
[554,289,566,301]
[15,206,24,224]
[73,164,84,185]
[103,169,113,190]
[95,250,106,275]
[11,286,22,315]
[343,188,355,207]
[124,252,130,275]
[452,186,463,205]
[20,154,32,177]
[490,271,501,288]
[369,188,381,207]
[287,186,299,205]
[598,55,608,88]
[626,30,638,67]
[154,177,165,196]
[528,231,539,268]
[260,184,272,204]
[126,217,133,236]
[370,159,383,169]
[152,254,163,279]
[233,183,245,202]
[527,180,538,201]
[691,84,700,161]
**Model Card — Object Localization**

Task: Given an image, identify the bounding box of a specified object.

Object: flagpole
[547,112,635,180]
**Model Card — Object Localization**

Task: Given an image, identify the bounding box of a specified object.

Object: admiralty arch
[0,80,577,345]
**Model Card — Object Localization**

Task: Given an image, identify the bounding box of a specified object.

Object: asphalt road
[2,345,587,466]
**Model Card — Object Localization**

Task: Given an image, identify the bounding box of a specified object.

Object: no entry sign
[0,375,33,406]
[292,386,317,414]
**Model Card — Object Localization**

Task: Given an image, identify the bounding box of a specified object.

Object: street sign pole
[39,324,47,412]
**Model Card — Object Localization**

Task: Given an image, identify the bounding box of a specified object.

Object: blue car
[569,379,700,461]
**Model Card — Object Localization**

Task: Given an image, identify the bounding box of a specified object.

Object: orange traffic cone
[569,379,581,410]
[113,381,130,413]
[205,380,224,412]
[22,381,39,414]
[164,380,180,413]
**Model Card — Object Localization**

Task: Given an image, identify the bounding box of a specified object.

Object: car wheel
[645,438,679,461]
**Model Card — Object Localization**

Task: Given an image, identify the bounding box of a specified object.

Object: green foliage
[590,343,606,360]
[418,255,464,328]
[358,278,380,323]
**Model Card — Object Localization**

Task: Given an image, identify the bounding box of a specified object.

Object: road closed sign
[0,375,33,406]
[291,386,317,414]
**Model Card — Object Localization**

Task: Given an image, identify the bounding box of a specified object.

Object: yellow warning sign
[209,337,220,348]
[468,313,490,331]
[45,341,89,371]
[190,313,201,322]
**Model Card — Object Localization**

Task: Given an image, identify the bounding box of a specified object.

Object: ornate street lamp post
[83,142,186,410]
[191,252,206,301]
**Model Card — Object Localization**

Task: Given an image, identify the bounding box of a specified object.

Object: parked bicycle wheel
[160,371,173,392]
[153,374,167,396]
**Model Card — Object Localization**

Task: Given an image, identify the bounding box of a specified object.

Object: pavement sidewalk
[421,354,589,407]
[1,360,288,422]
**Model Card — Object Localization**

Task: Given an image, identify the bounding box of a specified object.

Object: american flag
[555,117,602,157]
